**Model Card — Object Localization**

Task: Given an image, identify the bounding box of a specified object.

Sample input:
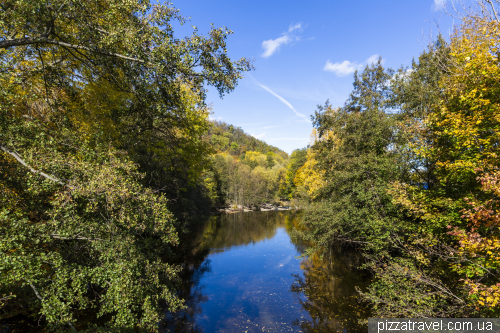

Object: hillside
[206,120,288,160]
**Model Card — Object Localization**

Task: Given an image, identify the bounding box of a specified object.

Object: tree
[356,38,472,318]
[266,153,276,169]
[389,8,500,315]
[282,148,307,199]
[365,4,500,315]
[294,147,325,200]
[0,0,251,330]
[299,59,407,255]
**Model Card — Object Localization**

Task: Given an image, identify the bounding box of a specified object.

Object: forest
[203,121,292,208]
[1,0,500,331]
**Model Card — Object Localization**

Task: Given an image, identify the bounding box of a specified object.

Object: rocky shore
[217,202,298,214]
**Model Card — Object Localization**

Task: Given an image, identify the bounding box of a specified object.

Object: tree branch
[485,0,500,22]
[30,284,76,332]
[49,234,104,241]
[0,36,145,63]
[0,144,66,186]
[29,284,44,302]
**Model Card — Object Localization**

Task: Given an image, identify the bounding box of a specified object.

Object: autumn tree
[282,148,308,199]
[385,3,500,315]
[0,0,251,331]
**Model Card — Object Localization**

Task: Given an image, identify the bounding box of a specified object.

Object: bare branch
[29,284,44,302]
[0,144,66,186]
[485,0,500,21]
[0,37,145,63]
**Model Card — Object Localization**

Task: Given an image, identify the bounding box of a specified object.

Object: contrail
[257,84,311,123]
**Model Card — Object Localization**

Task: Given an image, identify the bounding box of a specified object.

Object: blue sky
[173,0,459,154]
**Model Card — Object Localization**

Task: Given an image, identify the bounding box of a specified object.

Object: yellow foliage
[434,13,500,311]
[294,148,325,199]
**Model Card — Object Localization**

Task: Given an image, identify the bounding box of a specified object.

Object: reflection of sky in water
[198,227,310,332]
[162,211,369,333]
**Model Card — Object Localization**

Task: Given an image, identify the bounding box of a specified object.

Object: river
[161,211,370,333]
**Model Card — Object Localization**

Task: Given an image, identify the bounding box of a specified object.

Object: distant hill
[206,120,288,159]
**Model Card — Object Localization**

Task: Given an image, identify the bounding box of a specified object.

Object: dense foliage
[201,121,299,208]
[0,0,251,331]
[298,0,500,319]
[207,120,288,159]
[4,0,500,329]
[299,58,409,254]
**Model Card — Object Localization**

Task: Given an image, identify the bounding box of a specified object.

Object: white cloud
[366,54,382,65]
[261,23,303,58]
[323,60,359,77]
[324,54,383,77]
[288,23,302,32]
[433,0,458,10]
[208,115,224,122]
[262,35,292,58]
[433,0,447,10]
[257,83,311,123]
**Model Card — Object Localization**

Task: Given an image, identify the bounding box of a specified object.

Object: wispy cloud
[432,0,458,10]
[288,23,302,32]
[324,54,383,77]
[257,83,311,123]
[433,0,447,10]
[262,23,303,58]
[366,54,382,65]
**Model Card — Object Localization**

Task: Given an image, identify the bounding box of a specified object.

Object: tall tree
[299,59,407,255]
[0,0,251,330]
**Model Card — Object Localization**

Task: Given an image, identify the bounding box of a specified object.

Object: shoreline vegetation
[2,0,500,331]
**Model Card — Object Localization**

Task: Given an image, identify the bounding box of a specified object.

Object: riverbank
[217,202,299,214]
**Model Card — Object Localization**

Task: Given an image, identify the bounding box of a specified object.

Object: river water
[161,211,370,333]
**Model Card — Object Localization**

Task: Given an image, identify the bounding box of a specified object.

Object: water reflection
[195,211,290,252]
[162,211,370,333]
[291,251,370,332]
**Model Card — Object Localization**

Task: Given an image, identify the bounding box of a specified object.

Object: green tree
[283,148,307,199]
[0,0,251,330]
[299,59,407,255]
[378,8,500,316]
[266,153,276,169]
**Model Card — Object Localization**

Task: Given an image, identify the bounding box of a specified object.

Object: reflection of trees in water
[160,259,211,333]
[160,213,213,333]
[162,211,371,332]
[291,248,371,333]
[161,211,297,332]
[284,212,308,254]
[195,211,295,252]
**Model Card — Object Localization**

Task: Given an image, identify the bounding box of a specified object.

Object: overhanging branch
[29,283,76,332]
[0,36,145,63]
[0,144,66,186]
